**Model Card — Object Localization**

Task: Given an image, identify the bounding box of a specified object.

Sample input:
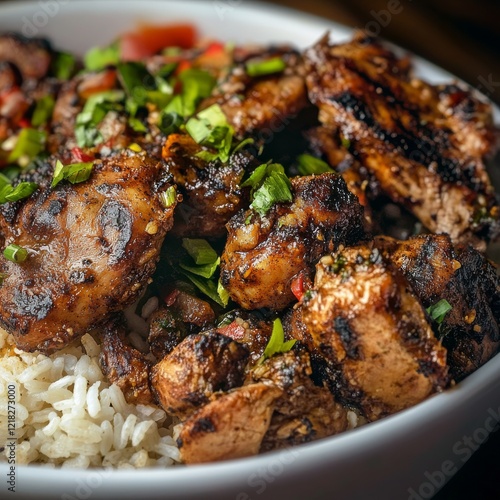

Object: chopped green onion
[160,186,177,208]
[182,238,218,265]
[51,160,94,188]
[246,57,286,77]
[3,244,28,263]
[158,111,183,135]
[258,318,296,364]
[180,270,226,307]
[185,104,234,163]
[31,95,55,128]
[179,259,220,279]
[0,182,38,204]
[7,128,46,166]
[426,299,452,325]
[242,163,292,216]
[84,42,120,71]
[297,154,334,175]
[52,51,77,81]
[217,280,230,307]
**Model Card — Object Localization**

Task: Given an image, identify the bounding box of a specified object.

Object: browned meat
[150,331,249,419]
[376,234,500,380]
[304,33,500,248]
[0,34,52,81]
[201,49,309,140]
[99,320,154,405]
[247,351,348,452]
[177,382,282,464]
[220,173,367,311]
[216,310,273,365]
[299,244,449,420]
[0,150,176,353]
[162,133,251,238]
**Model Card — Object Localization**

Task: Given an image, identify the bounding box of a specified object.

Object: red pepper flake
[291,273,309,301]
[71,147,94,163]
[217,320,246,341]
[18,118,31,129]
[204,42,225,57]
[164,289,180,307]
[175,60,192,76]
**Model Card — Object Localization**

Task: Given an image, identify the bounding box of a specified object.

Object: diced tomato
[291,273,306,301]
[120,24,197,62]
[203,41,225,57]
[71,147,94,163]
[164,289,180,307]
[217,321,246,341]
[174,59,192,76]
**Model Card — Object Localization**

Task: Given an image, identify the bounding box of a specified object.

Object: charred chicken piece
[304,33,500,248]
[150,331,249,419]
[248,351,348,452]
[300,244,449,420]
[177,382,282,464]
[162,133,252,238]
[99,320,154,405]
[376,234,500,380]
[220,173,367,311]
[0,34,52,81]
[0,150,176,353]
[200,48,309,140]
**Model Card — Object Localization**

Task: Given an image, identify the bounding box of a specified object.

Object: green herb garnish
[160,186,177,208]
[297,154,334,175]
[31,95,55,127]
[51,160,94,188]
[0,181,38,204]
[258,318,296,364]
[3,244,28,263]
[84,42,120,71]
[246,57,286,77]
[426,299,452,325]
[241,163,292,216]
[7,128,46,167]
[52,52,77,81]
[186,104,234,163]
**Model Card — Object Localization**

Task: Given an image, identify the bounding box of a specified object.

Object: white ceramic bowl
[1,2,499,499]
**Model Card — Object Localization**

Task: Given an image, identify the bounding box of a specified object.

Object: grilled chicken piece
[150,331,249,419]
[220,173,367,311]
[376,234,500,380]
[304,33,500,248]
[299,244,449,420]
[0,150,176,353]
[177,382,282,464]
[99,320,154,405]
[162,133,252,238]
[200,48,309,140]
[248,351,348,452]
[0,34,52,81]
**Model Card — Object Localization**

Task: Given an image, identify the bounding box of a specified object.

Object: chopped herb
[217,280,230,307]
[0,182,38,204]
[84,42,120,71]
[52,52,77,81]
[164,68,216,118]
[180,270,226,307]
[51,160,94,188]
[258,318,296,364]
[186,104,234,163]
[242,163,292,216]
[297,154,334,175]
[75,90,125,147]
[158,111,183,135]
[7,128,46,166]
[160,186,177,208]
[426,299,452,325]
[182,238,218,265]
[340,136,351,149]
[231,137,255,156]
[331,254,347,274]
[246,57,286,77]
[31,95,55,127]
[3,244,28,263]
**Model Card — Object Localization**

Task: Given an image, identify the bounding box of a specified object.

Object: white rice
[0,328,181,468]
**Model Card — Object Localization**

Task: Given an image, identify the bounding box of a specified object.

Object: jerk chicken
[0,26,499,465]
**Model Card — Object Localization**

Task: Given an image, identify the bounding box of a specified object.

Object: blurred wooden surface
[269,0,500,103]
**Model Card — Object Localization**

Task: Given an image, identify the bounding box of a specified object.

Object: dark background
[1,0,499,498]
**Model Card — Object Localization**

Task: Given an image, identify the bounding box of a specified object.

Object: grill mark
[334,316,359,359]
[97,200,132,265]
[13,290,53,321]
